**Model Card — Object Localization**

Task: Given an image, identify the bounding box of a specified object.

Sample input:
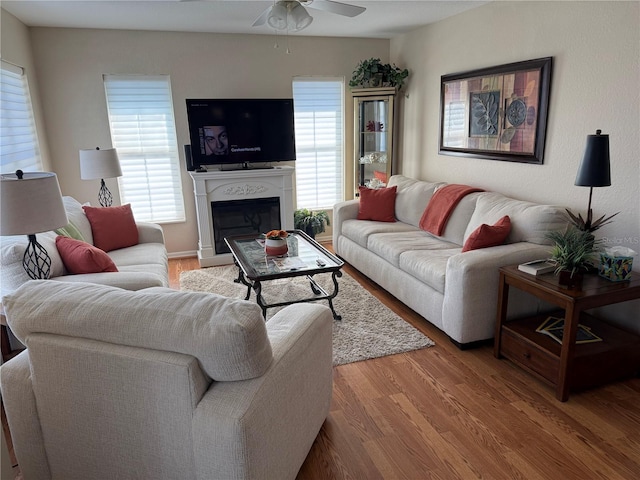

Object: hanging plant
[349,58,409,90]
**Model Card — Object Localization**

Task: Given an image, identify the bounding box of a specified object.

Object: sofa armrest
[332,199,360,248]
[50,272,167,290]
[136,222,165,245]
[442,242,552,344]
[0,351,51,479]
[191,303,333,480]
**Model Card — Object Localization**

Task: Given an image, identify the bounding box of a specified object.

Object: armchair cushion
[4,281,273,381]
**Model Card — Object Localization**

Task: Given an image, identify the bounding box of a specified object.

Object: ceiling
[1,0,488,39]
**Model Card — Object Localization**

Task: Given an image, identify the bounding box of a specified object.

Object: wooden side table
[494,265,640,401]
[1,304,24,363]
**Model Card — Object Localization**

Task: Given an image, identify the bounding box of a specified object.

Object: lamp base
[23,234,52,279]
[99,179,114,207]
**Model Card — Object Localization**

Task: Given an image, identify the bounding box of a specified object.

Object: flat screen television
[185,98,296,170]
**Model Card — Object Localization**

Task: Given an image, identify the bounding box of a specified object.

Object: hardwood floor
[174,252,640,479]
[3,251,640,479]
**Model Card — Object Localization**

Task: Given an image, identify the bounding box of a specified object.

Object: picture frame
[439,57,552,164]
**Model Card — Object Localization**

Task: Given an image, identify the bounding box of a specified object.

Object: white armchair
[0,281,333,480]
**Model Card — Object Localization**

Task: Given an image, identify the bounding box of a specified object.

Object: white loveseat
[0,196,168,297]
[333,175,567,347]
[0,280,333,480]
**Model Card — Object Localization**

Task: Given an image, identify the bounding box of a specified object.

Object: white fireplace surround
[190,166,295,267]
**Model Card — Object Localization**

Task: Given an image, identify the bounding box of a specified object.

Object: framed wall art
[439,57,552,164]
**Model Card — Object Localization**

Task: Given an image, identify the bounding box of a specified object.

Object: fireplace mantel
[189,166,295,266]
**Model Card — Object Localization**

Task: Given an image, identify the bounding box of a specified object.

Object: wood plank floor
[175,252,640,480]
[4,250,640,479]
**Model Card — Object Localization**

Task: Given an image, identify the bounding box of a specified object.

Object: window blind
[0,60,42,173]
[292,78,344,210]
[103,75,185,223]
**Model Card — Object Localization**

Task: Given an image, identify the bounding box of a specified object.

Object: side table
[494,265,640,401]
[1,304,24,363]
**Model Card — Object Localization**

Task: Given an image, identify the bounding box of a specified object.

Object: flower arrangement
[264,230,288,240]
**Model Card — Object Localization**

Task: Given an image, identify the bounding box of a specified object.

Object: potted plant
[349,58,409,90]
[546,226,600,287]
[263,230,289,256]
[294,209,330,239]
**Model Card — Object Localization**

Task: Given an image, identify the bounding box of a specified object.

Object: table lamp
[79,147,122,207]
[568,129,618,232]
[0,170,68,279]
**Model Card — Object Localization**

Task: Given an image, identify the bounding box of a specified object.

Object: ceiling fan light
[289,3,313,32]
[267,2,288,30]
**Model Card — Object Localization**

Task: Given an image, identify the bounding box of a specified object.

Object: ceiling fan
[253,0,366,33]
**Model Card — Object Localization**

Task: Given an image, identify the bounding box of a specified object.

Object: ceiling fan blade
[306,0,366,18]
[252,6,273,27]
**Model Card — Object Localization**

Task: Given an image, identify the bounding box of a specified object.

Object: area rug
[180,265,434,366]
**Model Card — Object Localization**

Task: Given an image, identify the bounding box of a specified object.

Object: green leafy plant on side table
[294,209,330,239]
[546,225,601,288]
[349,58,409,90]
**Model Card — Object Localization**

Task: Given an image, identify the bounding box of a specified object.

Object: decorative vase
[264,238,288,256]
[558,270,583,289]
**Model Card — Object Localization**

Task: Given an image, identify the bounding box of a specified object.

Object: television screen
[185,98,296,169]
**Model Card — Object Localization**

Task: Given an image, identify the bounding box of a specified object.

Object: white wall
[391,0,640,327]
[24,26,389,255]
[0,9,52,171]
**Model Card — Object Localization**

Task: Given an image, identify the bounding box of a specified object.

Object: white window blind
[0,60,42,173]
[292,78,344,209]
[103,75,185,223]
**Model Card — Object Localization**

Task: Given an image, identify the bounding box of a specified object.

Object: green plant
[546,226,601,277]
[349,58,409,90]
[294,209,330,238]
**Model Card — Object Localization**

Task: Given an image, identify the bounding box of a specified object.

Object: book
[536,316,603,344]
[518,259,556,275]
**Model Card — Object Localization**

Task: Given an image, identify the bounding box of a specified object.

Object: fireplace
[189,167,294,266]
[211,197,280,254]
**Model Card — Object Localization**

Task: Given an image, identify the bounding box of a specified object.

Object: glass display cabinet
[353,87,396,196]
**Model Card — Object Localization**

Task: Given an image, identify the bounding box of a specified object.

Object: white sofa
[0,196,168,297]
[333,175,567,347]
[0,280,333,480]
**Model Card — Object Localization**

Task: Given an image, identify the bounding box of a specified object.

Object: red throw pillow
[56,236,118,274]
[83,204,139,252]
[462,215,511,252]
[357,186,397,222]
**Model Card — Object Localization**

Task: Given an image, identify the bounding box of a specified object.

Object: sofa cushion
[83,204,139,252]
[56,236,119,274]
[341,219,417,249]
[388,175,444,227]
[399,248,461,294]
[462,215,511,252]
[357,186,397,222]
[62,196,93,245]
[107,242,168,268]
[463,192,566,245]
[368,231,459,268]
[4,281,272,381]
[438,192,482,246]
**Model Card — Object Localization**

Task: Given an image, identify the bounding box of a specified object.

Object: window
[0,60,42,173]
[103,75,185,223]
[292,78,344,209]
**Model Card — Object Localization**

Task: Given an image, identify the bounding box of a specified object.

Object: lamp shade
[575,130,611,187]
[267,2,289,29]
[79,147,122,180]
[290,3,313,31]
[0,171,68,236]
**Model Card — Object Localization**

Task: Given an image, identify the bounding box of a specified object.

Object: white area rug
[180,265,435,366]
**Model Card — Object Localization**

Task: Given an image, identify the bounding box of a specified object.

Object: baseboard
[167,250,197,259]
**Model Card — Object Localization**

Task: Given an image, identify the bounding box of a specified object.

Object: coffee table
[224,230,345,320]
